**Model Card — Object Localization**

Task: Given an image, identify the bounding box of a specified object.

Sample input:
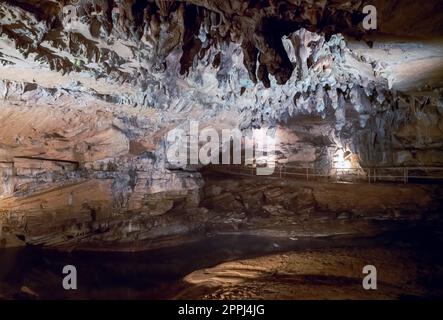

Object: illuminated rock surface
[0,0,442,249]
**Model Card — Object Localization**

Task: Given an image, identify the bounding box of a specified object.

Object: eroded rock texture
[0,0,443,249]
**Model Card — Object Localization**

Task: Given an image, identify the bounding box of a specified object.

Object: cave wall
[0,0,442,249]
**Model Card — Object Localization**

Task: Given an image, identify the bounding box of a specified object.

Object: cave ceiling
[0,0,442,154]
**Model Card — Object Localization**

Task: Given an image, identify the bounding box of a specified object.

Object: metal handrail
[209,164,443,184]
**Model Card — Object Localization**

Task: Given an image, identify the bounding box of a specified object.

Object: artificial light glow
[252,128,278,145]
[334,148,353,169]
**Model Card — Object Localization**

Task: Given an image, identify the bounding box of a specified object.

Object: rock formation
[0,0,442,249]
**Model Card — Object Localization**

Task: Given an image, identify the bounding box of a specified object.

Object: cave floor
[1,229,443,300]
[174,245,443,300]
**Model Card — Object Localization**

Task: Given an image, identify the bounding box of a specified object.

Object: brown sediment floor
[173,245,443,300]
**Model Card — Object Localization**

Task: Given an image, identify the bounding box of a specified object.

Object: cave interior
[0,0,443,300]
